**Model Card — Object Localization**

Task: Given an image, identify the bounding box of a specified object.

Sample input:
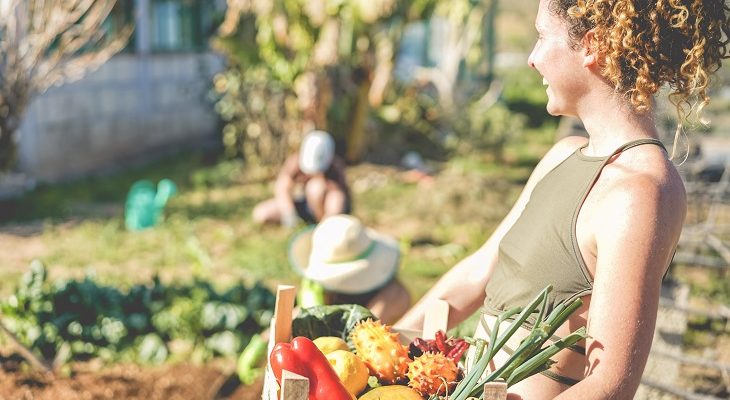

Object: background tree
[213,0,439,166]
[398,0,525,162]
[0,0,133,171]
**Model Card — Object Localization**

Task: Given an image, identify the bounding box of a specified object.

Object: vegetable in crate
[408,330,469,362]
[313,336,350,354]
[269,336,353,400]
[349,319,410,384]
[407,352,460,396]
[292,304,375,344]
[326,349,370,397]
[357,385,423,400]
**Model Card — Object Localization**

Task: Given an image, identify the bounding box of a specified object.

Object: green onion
[448,285,588,400]
[506,327,587,386]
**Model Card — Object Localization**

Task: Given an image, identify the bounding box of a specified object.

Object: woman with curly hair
[396,0,730,398]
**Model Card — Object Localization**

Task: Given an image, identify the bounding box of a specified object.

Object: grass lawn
[0,130,555,316]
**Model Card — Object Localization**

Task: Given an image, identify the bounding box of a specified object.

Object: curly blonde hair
[549,0,730,120]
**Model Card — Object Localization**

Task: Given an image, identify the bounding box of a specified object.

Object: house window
[150,0,222,52]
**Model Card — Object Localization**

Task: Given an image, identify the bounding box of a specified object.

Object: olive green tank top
[483,138,666,328]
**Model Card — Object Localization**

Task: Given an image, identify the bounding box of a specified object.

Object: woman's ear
[581,29,599,68]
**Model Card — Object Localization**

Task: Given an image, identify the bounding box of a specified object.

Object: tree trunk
[295,71,333,135]
[345,78,371,163]
[0,124,18,171]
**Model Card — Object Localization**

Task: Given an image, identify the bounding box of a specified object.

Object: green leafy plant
[0,261,275,365]
[292,303,376,346]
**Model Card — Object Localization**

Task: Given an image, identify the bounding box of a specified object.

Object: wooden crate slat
[262,285,297,400]
[262,365,279,400]
[483,380,508,400]
[273,285,297,345]
[280,370,309,400]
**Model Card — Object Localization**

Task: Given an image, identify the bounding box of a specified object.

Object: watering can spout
[125,179,177,231]
[155,179,177,208]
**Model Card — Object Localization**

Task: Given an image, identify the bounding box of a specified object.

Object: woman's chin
[545,101,570,117]
[545,105,561,116]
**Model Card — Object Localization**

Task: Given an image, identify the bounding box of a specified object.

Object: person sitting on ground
[252,130,351,228]
[288,214,411,325]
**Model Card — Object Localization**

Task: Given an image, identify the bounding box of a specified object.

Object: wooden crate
[262,285,507,400]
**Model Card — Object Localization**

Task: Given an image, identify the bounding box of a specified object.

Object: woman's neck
[575,89,659,157]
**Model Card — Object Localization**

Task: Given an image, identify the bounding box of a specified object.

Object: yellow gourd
[313,336,349,354]
[326,350,370,396]
[357,385,423,400]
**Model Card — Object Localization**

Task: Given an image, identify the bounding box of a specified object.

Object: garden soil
[0,358,263,400]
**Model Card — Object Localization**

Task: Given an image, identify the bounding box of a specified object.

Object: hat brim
[288,227,400,295]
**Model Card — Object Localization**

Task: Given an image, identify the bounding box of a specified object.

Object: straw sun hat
[288,214,400,295]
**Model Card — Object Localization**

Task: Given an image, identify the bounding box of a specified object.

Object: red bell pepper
[269,336,353,400]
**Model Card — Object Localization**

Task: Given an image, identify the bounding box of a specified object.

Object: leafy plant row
[0,261,275,365]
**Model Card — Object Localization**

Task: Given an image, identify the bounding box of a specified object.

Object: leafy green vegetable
[292,304,376,344]
[1,261,275,365]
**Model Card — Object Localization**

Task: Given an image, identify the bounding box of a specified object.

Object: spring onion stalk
[450,314,508,400]
[487,285,551,361]
[470,299,585,399]
[494,300,573,382]
[506,327,587,386]
[543,296,584,338]
[484,306,522,364]
[467,339,487,374]
[450,287,550,400]
[449,285,588,400]
[490,291,556,382]
[533,286,549,330]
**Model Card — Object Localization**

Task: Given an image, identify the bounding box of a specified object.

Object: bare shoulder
[601,145,686,210]
[594,145,687,263]
[546,135,588,161]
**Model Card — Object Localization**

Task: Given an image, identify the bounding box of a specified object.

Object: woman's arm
[555,166,686,399]
[395,136,589,331]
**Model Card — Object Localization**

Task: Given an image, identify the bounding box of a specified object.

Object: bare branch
[45,26,131,84]
[0,315,54,375]
[0,0,131,168]
[26,0,119,92]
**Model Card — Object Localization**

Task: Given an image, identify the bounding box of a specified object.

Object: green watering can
[124,179,177,231]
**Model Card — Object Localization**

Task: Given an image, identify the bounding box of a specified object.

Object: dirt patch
[0,230,47,275]
[0,359,263,400]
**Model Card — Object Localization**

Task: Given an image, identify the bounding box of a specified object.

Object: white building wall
[17,52,223,181]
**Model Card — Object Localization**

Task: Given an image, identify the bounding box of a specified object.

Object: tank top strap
[571,137,667,275]
[588,138,666,171]
[580,137,666,189]
[610,138,666,157]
